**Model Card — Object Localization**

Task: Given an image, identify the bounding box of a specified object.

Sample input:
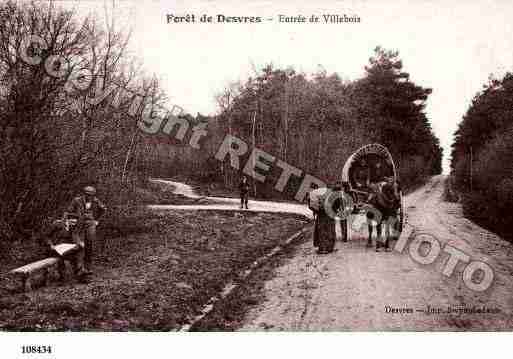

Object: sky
[63,0,513,173]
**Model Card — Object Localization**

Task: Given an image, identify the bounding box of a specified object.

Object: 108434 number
[21,345,52,354]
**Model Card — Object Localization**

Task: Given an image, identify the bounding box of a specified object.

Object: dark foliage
[451,73,513,239]
[151,47,442,198]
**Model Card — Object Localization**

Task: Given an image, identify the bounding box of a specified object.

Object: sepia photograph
[0,0,513,356]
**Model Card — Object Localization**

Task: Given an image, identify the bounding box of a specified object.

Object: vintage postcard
[0,0,512,357]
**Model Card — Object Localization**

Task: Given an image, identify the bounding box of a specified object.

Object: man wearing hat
[239,175,250,209]
[66,186,107,277]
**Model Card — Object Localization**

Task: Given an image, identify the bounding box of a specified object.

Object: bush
[452,126,513,241]
[496,178,513,216]
[462,191,513,241]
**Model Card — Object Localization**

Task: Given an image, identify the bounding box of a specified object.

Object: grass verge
[0,208,308,331]
[191,232,310,331]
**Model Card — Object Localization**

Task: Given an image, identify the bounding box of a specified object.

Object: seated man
[40,213,84,281]
[351,161,369,190]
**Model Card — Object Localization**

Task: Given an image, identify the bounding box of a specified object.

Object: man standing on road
[239,176,250,209]
[67,186,107,278]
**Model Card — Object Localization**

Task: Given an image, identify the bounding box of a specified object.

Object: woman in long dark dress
[317,183,345,254]
[309,183,346,254]
[316,208,337,254]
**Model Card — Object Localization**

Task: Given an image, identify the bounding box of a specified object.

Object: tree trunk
[317,130,322,175]
[252,110,257,197]
[121,130,139,183]
[226,112,232,188]
[283,80,289,161]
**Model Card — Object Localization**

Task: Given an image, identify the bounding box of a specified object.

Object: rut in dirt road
[240,175,513,331]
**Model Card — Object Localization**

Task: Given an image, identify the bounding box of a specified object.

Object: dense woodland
[153,47,443,199]
[0,1,442,241]
[0,1,167,240]
[451,73,513,240]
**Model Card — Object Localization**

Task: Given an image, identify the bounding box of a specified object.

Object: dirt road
[239,175,513,330]
[148,179,312,218]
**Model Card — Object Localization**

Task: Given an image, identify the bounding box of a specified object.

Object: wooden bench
[10,257,62,292]
[9,243,80,292]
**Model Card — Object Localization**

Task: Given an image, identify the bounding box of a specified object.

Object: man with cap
[66,186,107,278]
[239,175,250,209]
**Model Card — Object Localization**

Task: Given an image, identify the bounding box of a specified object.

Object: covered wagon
[341,143,404,240]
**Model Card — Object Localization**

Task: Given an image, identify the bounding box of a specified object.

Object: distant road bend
[148,178,312,218]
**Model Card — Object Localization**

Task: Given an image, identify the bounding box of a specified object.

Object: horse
[366,179,401,252]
